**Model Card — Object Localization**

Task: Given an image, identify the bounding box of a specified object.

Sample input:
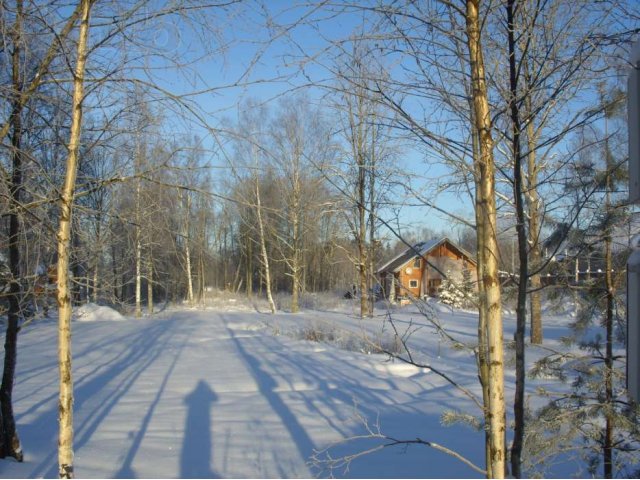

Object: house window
[409,280,419,288]
[413,257,421,268]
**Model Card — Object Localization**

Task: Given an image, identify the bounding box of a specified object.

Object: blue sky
[118,2,477,239]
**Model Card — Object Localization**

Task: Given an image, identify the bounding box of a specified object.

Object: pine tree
[525,85,639,478]
[439,272,464,309]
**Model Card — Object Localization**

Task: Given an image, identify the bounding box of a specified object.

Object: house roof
[376,237,476,274]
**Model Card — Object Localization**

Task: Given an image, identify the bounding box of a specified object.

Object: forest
[1,0,640,478]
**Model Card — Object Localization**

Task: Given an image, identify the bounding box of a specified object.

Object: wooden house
[376,237,477,302]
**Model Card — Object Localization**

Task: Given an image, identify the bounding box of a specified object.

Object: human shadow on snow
[179,380,220,478]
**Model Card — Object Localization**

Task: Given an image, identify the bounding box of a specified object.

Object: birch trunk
[465,1,506,476]
[147,257,153,314]
[368,129,376,315]
[57,1,91,476]
[471,95,493,480]
[255,176,276,313]
[134,154,142,317]
[92,260,98,303]
[290,172,302,313]
[134,207,142,317]
[358,149,368,318]
[184,193,194,305]
[455,27,493,472]
[523,59,543,344]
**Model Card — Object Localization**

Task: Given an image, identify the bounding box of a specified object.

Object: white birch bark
[57,1,91,476]
[465,1,506,476]
[147,257,153,314]
[185,193,194,304]
[255,173,276,313]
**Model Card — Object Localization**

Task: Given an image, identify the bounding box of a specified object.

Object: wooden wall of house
[397,256,423,297]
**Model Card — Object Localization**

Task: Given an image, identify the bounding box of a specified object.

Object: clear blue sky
[123,2,476,239]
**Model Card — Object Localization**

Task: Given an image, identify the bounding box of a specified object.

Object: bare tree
[0,0,25,461]
[56,1,92,476]
[269,97,333,312]
[230,102,278,311]
[330,41,394,318]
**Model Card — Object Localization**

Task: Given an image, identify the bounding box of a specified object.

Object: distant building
[376,237,477,302]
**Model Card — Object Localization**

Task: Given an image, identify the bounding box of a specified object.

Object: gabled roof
[376,237,476,274]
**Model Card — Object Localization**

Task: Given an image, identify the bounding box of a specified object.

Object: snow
[74,303,126,322]
[0,295,585,478]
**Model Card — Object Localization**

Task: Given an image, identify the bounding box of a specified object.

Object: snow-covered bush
[438,273,464,308]
[438,270,476,309]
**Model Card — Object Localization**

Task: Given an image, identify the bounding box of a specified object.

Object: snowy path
[1,308,486,478]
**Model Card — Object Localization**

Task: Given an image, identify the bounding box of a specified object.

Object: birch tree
[231,102,277,312]
[465,2,506,475]
[269,97,332,312]
[329,42,394,318]
[57,0,92,476]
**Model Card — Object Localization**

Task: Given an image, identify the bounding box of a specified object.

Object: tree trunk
[147,257,153,315]
[255,177,276,313]
[111,244,119,303]
[57,1,92,477]
[184,193,194,305]
[368,142,376,315]
[525,96,543,344]
[470,86,492,480]
[358,155,368,318]
[134,175,142,318]
[135,227,142,317]
[522,64,542,345]
[465,1,506,477]
[246,235,253,298]
[1,0,25,460]
[291,259,300,313]
[604,201,614,480]
[463,16,492,477]
[199,252,205,305]
[290,184,301,313]
[92,262,98,304]
[506,1,527,475]
[603,92,614,480]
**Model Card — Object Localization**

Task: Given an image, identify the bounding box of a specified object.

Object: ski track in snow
[0,301,579,478]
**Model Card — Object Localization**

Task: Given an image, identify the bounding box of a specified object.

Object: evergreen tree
[525,86,639,478]
[439,272,464,309]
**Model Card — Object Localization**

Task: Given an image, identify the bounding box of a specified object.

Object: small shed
[376,237,477,301]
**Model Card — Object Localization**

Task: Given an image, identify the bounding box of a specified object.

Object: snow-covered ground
[1,295,580,478]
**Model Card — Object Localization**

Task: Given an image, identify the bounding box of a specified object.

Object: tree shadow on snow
[18,317,189,478]
[222,315,485,479]
[225,320,317,465]
[115,338,183,479]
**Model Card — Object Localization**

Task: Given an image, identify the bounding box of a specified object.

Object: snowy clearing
[1,297,584,478]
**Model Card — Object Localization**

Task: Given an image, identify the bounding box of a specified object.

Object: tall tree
[0,0,25,461]
[57,0,92,476]
[505,0,527,474]
[465,1,506,476]
[269,97,332,312]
